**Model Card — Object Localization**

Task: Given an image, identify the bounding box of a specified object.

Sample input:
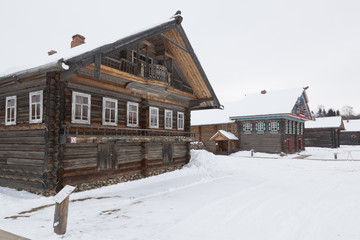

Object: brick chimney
[71,34,85,48]
[261,90,267,94]
[48,50,57,56]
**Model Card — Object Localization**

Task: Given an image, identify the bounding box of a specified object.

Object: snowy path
[1,149,360,239]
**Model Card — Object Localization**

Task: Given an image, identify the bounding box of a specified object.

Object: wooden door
[98,142,116,170]
[298,139,302,150]
[163,142,173,163]
[286,139,292,153]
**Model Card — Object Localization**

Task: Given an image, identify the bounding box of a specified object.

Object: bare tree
[341,105,354,118]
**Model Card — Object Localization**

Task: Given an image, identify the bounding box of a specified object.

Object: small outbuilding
[210,130,239,155]
[304,116,344,148]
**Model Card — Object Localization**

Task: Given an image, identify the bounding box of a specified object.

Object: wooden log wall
[0,74,49,192]
[304,128,339,148]
[190,123,238,153]
[340,131,360,145]
[58,74,191,187]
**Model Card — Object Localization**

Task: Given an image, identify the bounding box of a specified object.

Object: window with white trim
[177,112,184,130]
[127,102,139,127]
[72,91,91,124]
[149,106,159,128]
[164,109,173,129]
[257,122,264,132]
[5,96,16,125]
[102,97,118,126]
[29,91,43,123]
[271,121,278,131]
[245,122,252,132]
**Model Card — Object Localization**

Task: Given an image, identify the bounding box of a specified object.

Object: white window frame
[245,122,252,132]
[5,96,16,126]
[257,122,264,132]
[164,109,173,129]
[102,97,118,126]
[127,101,139,127]
[177,112,184,130]
[71,91,91,124]
[271,121,278,131]
[149,106,159,129]
[29,90,43,124]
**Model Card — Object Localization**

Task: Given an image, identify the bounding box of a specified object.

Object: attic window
[131,50,153,64]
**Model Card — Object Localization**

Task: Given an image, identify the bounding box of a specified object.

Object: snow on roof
[0,18,176,79]
[342,119,360,132]
[305,116,343,129]
[230,88,304,117]
[191,88,304,125]
[210,130,239,140]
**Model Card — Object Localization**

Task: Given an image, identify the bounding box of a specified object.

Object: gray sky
[1,0,360,114]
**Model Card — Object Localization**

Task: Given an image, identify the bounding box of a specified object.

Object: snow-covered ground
[2,146,360,240]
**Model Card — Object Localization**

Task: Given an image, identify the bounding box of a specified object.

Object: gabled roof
[210,130,239,141]
[342,119,360,132]
[305,116,344,129]
[229,88,312,121]
[192,88,312,125]
[0,15,220,110]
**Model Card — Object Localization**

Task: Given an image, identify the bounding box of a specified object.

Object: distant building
[192,88,313,154]
[304,116,344,148]
[340,119,360,145]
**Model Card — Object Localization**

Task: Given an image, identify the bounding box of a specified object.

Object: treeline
[314,105,360,119]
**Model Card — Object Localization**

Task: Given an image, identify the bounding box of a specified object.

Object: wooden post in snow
[53,185,76,235]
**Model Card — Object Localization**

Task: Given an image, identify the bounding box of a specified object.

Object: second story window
[149,107,159,128]
[164,109,173,129]
[72,91,91,124]
[127,102,139,127]
[177,112,184,130]
[102,97,118,126]
[5,96,16,126]
[29,91,43,124]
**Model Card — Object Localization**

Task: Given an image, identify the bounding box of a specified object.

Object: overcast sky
[1,0,359,114]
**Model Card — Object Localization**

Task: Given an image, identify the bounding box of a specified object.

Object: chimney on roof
[261,90,267,94]
[48,50,57,56]
[71,34,85,48]
[347,119,349,123]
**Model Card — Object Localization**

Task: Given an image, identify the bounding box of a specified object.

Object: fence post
[53,185,76,235]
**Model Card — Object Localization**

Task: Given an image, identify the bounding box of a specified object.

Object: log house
[0,15,220,194]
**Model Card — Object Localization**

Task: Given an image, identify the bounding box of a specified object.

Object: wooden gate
[98,142,116,170]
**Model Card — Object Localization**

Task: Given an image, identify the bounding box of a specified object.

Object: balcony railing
[62,124,196,140]
[102,57,193,94]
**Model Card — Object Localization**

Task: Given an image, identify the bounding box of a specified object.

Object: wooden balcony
[61,124,196,143]
[102,57,193,93]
